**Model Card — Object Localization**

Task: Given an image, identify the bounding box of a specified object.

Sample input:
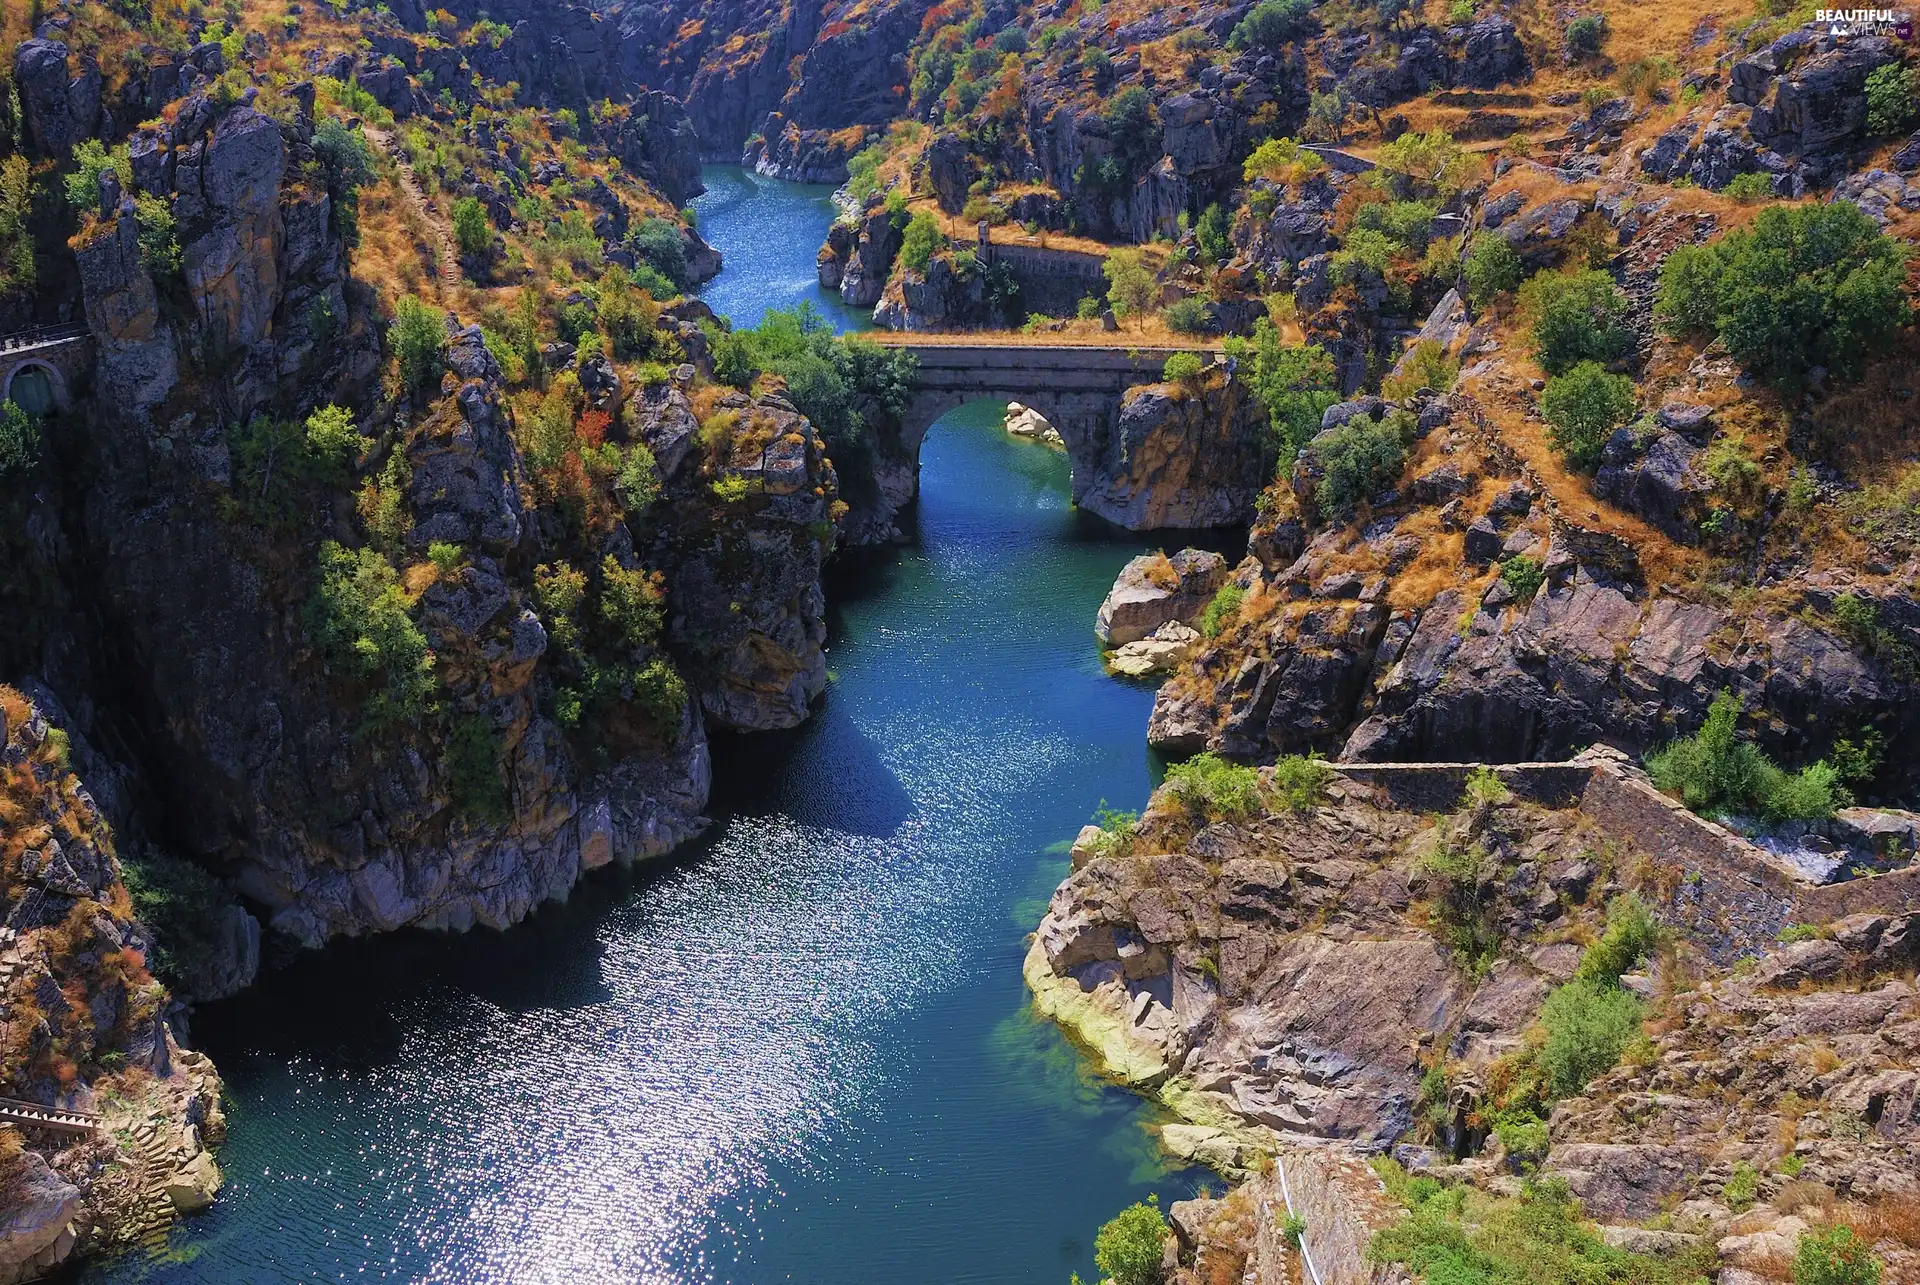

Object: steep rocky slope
[0,687,224,1281]
[1030,758,1920,1281]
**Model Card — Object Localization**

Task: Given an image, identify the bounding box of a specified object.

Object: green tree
[1519,269,1632,375]
[305,541,436,727]
[1537,978,1643,1099]
[1312,412,1411,516]
[1227,0,1315,50]
[1094,1198,1167,1285]
[1462,232,1523,308]
[616,443,660,520]
[1565,13,1608,58]
[0,400,38,477]
[1162,351,1205,383]
[303,403,359,480]
[1656,201,1910,387]
[1103,248,1156,324]
[445,714,508,822]
[900,211,945,274]
[599,557,665,650]
[1646,689,1850,821]
[390,296,448,398]
[1239,321,1339,455]
[1196,201,1231,265]
[632,216,688,289]
[0,156,35,293]
[63,139,127,212]
[1538,360,1635,471]
[451,195,492,258]
[1865,62,1917,136]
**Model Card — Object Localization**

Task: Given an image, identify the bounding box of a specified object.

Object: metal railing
[0,1096,103,1136]
[0,324,88,355]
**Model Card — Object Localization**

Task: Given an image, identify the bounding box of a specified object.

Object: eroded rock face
[11,39,101,157]
[1073,377,1272,530]
[1028,772,1622,1149]
[649,390,841,731]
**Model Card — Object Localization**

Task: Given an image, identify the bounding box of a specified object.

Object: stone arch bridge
[0,325,92,415]
[885,341,1203,449]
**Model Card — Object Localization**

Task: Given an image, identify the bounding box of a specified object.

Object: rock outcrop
[1073,374,1271,529]
[1095,549,1229,646]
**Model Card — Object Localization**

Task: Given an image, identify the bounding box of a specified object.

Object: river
[88,165,1204,1284]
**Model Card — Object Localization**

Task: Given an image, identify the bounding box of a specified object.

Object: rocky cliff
[0,688,225,1280]
[1074,371,1273,529]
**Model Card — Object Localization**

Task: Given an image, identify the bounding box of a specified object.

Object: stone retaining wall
[1252,1150,1412,1285]
[1330,755,1916,956]
[977,243,1108,317]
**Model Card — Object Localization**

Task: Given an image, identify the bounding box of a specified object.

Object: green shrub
[599,557,665,650]
[1657,202,1909,388]
[1282,1212,1308,1248]
[303,404,359,477]
[1539,361,1635,472]
[1163,350,1206,383]
[1565,13,1608,58]
[616,443,660,520]
[1498,555,1545,602]
[1722,171,1776,204]
[133,192,181,275]
[1369,1165,1716,1284]
[1199,582,1244,637]
[1093,1198,1167,1285]
[710,304,915,465]
[1083,802,1140,859]
[1463,766,1510,806]
[1519,270,1632,375]
[1463,232,1524,309]
[900,211,944,274]
[1492,1110,1550,1168]
[1866,62,1918,136]
[312,116,377,205]
[1196,201,1232,265]
[451,196,492,258]
[1312,412,1410,516]
[1538,978,1643,1099]
[1228,0,1315,49]
[1164,752,1265,820]
[427,541,464,573]
[1271,754,1331,812]
[633,657,688,737]
[1794,1225,1884,1285]
[390,296,447,397]
[632,216,688,288]
[63,138,129,211]
[1574,894,1658,985]
[305,541,436,727]
[1235,320,1339,455]
[1646,689,1850,822]
[1384,338,1459,399]
[445,714,508,823]
[1163,297,1210,335]
[1723,1161,1760,1213]
[1103,247,1157,322]
[0,400,39,476]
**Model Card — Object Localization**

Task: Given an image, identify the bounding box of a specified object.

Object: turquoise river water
[90,165,1207,1284]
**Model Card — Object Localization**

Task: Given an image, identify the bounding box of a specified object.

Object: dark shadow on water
[706,694,916,839]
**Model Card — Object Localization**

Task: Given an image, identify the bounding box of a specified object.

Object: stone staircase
[121,1119,179,1256]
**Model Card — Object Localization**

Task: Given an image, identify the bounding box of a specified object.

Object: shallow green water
[90,169,1208,1284]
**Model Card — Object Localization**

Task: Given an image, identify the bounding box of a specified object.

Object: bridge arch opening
[3,361,64,416]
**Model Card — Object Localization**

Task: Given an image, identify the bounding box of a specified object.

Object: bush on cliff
[445,714,508,823]
[1795,1226,1885,1285]
[711,304,916,465]
[391,296,448,399]
[1231,320,1340,456]
[1865,62,1918,136]
[633,216,689,289]
[1657,201,1909,388]
[1198,582,1244,637]
[1312,410,1412,518]
[1368,1165,1716,1284]
[1164,752,1264,820]
[1271,754,1332,811]
[305,542,437,728]
[1645,689,1848,822]
[1103,248,1157,324]
[0,400,38,477]
[1539,360,1635,471]
[120,849,233,990]
[1462,232,1524,309]
[900,212,944,274]
[1573,894,1659,986]
[1162,350,1205,383]
[1228,0,1316,50]
[1519,269,1632,376]
[452,196,492,260]
[1093,1197,1167,1285]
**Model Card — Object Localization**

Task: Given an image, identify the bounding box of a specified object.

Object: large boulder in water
[1095,549,1229,646]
